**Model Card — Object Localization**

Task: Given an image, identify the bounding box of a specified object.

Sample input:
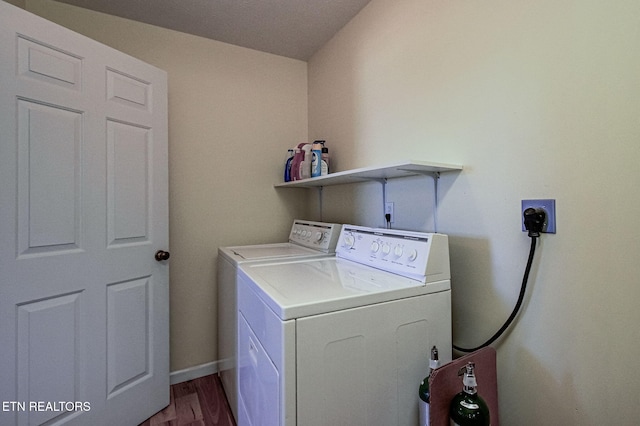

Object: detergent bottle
[299,143,312,180]
[290,146,302,181]
[311,140,323,177]
[321,143,329,175]
[284,149,294,182]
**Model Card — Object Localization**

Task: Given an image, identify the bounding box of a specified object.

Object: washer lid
[238,257,450,320]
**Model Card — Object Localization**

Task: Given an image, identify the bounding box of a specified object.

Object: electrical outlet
[385,202,394,223]
[521,199,556,233]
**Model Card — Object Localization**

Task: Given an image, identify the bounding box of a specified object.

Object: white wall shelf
[274,160,462,188]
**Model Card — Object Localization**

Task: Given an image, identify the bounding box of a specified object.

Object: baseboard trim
[170,360,220,385]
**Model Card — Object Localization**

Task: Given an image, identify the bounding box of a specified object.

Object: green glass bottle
[418,346,439,426]
[449,362,490,426]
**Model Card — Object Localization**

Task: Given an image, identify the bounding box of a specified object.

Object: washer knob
[382,244,391,255]
[370,241,380,253]
[315,232,324,242]
[394,245,403,257]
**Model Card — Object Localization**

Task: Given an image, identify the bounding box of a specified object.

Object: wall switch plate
[385,202,394,223]
[522,199,556,233]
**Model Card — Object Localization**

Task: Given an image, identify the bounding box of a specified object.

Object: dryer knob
[344,235,355,249]
[408,249,418,262]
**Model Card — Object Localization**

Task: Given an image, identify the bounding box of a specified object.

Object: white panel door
[0,2,170,425]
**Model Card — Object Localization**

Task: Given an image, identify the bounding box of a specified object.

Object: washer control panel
[289,220,342,253]
[336,225,449,283]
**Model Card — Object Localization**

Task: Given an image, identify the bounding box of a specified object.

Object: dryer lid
[220,242,321,263]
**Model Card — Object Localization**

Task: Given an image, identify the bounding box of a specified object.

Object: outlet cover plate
[522,199,556,233]
[385,202,394,223]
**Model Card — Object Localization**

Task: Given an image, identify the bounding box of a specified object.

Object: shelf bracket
[431,172,440,232]
[394,170,441,231]
[317,186,323,221]
[376,178,388,228]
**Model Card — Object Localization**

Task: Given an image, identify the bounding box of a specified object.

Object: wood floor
[139,374,236,426]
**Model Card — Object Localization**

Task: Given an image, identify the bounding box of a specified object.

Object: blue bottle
[311,140,324,178]
[284,149,294,182]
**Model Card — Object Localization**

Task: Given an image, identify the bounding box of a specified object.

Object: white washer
[217,219,342,420]
[236,225,453,426]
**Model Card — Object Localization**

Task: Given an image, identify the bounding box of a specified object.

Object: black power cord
[453,208,545,353]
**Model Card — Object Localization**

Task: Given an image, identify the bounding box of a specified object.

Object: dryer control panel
[289,220,342,253]
[336,225,450,283]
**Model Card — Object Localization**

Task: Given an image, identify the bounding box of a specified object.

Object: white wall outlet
[385,202,394,223]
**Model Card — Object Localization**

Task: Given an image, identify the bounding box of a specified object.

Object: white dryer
[236,225,453,426]
[217,219,342,420]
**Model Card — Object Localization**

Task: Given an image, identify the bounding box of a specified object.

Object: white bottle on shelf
[299,143,312,180]
[321,144,329,175]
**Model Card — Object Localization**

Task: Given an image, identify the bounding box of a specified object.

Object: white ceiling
[53,0,372,61]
